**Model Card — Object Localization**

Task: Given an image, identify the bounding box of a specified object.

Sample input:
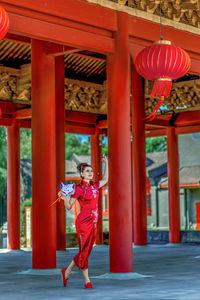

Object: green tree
[101,139,108,156]
[0,127,7,227]
[0,126,7,169]
[146,136,167,153]
[65,134,90,159]
[20,129,32,159]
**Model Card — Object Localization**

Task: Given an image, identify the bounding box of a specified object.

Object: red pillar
[55,56,66,250]
[91,127,103,244]
[7,119,20,249]
[167,127,180,243]
[107,11,133,273]
[131,63,147,245]
[32,39,56,268]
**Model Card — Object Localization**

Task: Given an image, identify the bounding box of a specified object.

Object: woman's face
[81,166,93,181]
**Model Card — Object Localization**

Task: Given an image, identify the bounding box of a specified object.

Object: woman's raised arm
[99,154,108,188]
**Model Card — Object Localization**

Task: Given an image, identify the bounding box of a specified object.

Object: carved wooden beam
[145,78,200,116]
[64,78,106,114]
[114,0,200,29]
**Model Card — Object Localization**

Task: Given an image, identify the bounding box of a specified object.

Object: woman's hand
[58,191,66,201]
[99,154,108,188]
[102,153,107,163]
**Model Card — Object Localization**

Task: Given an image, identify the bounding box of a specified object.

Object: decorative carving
[145,79,200,115]
[0,64,107,114]
[0,72,17,100]
[3,61,200,117]
[65,79,106,114]
[13,64,31,103]
[111,0,200,28]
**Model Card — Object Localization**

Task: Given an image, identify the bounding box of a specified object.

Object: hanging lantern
[135,40,191,120]
[0,6,9,39]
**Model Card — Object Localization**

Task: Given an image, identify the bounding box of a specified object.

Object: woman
[59,154,108,289]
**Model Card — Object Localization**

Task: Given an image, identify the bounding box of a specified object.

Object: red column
[107,11,133,273]
[31,39,56,268]
[131,63,147,245]
[7,119,20,249]
[91,127,103,244]
[167,127,180,243]
[55,56,66,250]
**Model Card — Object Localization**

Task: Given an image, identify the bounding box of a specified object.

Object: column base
[92,272,152,280]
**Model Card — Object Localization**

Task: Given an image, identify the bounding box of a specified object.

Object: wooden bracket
[46,43,80,56]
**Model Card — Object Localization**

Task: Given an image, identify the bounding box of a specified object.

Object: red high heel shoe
[84,282,93,289]
[61,268,68,287]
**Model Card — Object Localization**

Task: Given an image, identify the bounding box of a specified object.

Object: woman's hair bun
[77,163,92,173]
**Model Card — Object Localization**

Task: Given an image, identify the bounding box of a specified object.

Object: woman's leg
[65,260,76,279]
[82,268,90,284]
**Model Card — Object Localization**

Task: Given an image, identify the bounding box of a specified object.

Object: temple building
[0,0,200,272]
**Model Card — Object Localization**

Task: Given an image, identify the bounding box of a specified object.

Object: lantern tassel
[150,79,172,98]
[145,96,164,121]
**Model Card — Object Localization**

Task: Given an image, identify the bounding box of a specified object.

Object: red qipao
[72,180,99,270]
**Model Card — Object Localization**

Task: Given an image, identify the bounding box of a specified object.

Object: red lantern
[135,40,191,120]
[0,6,9,39]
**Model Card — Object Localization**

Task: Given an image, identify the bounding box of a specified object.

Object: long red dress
[72,180,99,270]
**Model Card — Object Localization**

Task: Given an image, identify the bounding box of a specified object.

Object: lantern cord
[145,96,164,121]
[159,0,163,40]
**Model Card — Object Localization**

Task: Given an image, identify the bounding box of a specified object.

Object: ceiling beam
[14,109,100,124]
[5,32,31,45]
[175,111,200,126]
[15,108,32,119]
[0,118,12,126]
[46,43,80,56]
[7,12,114,54]
[20,119,31,128]
[175,125,200,135]
[65,111,98,124]
[65,121,95,135]
[145,118,170,128]
[99,117,170,129]
[145,129,167,137]
[0,0,116,32]
[98,119,107,129]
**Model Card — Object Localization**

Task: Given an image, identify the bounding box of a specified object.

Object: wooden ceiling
[0,40,106,84]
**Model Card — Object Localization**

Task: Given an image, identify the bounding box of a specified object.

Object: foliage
[20,129,32,159]
[101,137,108,156]
[0,127,7,226]
[66,225,76,233]
[146,136,167,153]
[20,198,32,237]
[0,127,7,169]
[65,134,90,159]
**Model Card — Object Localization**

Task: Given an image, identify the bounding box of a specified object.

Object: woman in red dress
[59,154,108,289]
